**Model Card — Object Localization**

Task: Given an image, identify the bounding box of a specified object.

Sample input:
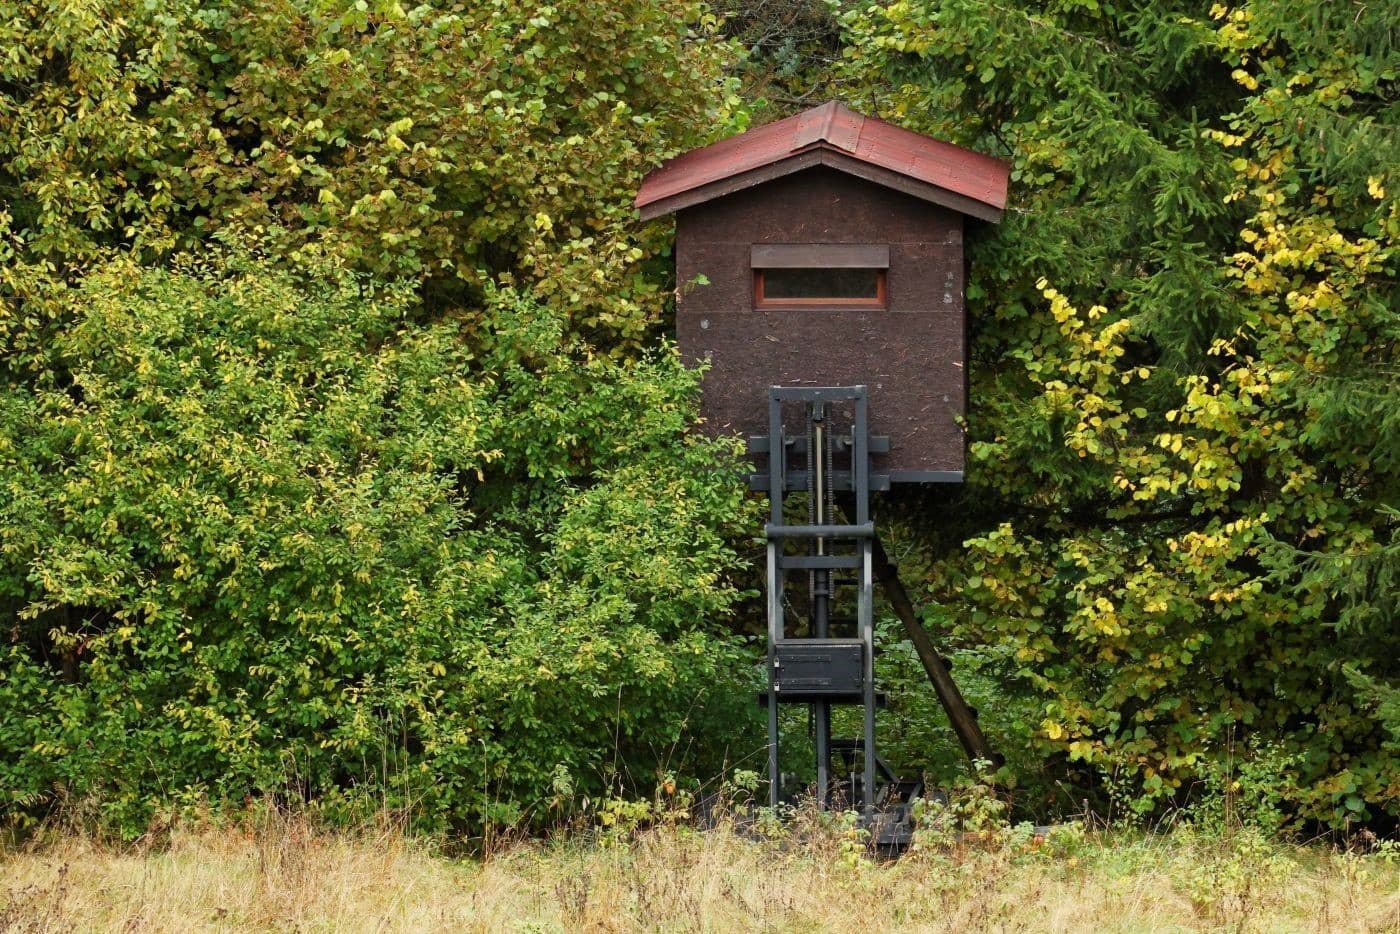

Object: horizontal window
[754,267,887,309]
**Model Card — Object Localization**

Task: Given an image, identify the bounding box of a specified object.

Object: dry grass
[1,814,1397,933]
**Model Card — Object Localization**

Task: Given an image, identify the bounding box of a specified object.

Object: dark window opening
[754,268,886,309]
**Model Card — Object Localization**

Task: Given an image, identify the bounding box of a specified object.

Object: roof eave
[636,146,1005,224]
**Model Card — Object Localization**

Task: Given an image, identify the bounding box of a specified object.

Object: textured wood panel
[675,168,969,475]
[678,310,965,473]
[681,169,959,247]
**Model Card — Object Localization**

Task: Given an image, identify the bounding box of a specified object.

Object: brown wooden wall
[675,167,967,477]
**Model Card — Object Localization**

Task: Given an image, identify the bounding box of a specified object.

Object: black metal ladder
[754,386,884,814]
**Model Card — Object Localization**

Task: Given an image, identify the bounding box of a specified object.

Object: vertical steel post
[853,388,876,814]
[766,390,785,808]
[812,408,830,808]
[766,539,781,808]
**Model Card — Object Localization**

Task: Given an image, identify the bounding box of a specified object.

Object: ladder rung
[769,386,868,403]
[778,555,861,570]
[747,472,890,492]
[758,692,886,708]
[766,522,874,539]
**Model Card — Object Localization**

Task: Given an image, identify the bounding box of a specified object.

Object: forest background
[0,0,1395,840]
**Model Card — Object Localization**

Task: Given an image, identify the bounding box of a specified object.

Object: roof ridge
[792,100,862,154]
[636,101,1009,221]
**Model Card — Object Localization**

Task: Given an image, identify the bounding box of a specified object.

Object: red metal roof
[636,101,1010,222]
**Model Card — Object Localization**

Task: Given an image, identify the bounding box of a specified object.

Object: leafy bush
[0,0,764,840]
[837,0,1398,828]
[0,249,762,837]
[0,0,742,343]
[2,0,1394,838]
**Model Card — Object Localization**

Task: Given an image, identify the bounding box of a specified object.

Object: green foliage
[838,0,1398,828]
[910,765,1011,850]
[0,250,761,837]
[717,0,843,111]
[0,0,742,344]
[1173,823,1293,928]
[0,0,764,840]
[834,614,1045,797]
[1190,741,1301,838]
[2,0,1395,839]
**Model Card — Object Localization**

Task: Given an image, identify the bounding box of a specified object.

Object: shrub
[0,248,762,838]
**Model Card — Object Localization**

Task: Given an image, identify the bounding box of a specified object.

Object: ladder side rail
[765,389,786,807]
[812,408,831,809]
[852,388,877,813]
[766,538,782,808]
[860,537,876,813]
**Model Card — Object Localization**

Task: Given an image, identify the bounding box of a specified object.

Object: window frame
[752,268,888,310]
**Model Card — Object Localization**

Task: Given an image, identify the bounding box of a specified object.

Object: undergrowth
[3,768,1396,932]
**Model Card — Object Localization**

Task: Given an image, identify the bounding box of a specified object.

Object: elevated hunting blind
[637,100,1009,480]
[637,102,1010,848]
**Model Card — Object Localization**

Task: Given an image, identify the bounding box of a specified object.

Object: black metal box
[773,640,864,697]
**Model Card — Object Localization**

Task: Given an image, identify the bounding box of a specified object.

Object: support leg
[860,537,876,813]
[811,410,831,808]
[871,533,1000,767]
[766,541,782,807]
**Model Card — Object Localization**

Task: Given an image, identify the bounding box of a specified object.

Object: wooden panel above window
[750,244,890,269]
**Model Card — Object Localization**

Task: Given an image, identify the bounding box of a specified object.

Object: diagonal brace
[869,534,1000,767]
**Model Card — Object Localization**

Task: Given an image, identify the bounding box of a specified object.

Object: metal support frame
[759,386,878,815]
[752,386,995,852]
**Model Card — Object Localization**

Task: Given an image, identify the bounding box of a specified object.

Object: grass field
[2,811,1397,932]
